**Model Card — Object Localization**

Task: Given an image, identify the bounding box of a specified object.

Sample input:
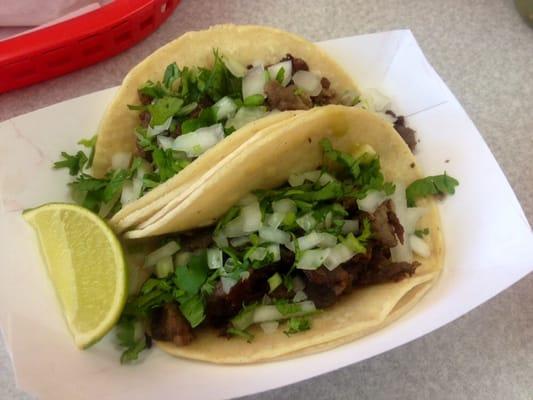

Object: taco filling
[55,51,414,222]
[116,139,457,363]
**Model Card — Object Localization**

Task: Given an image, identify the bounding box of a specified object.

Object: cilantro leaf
[78,135,97,168]
[174,252,209,295]
[147,96,184,126]
[227,327,254,342]
[178,295,205,328]
[138,80,168,99]
[275,67,285,84]
[116,317,148,364]
[54,151,88,175]
[406,173,459,207]
[284,317,311,336]
[163,62,180,89]
[414,228,430,238]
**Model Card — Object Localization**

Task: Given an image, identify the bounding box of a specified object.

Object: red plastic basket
[0,0,180,94]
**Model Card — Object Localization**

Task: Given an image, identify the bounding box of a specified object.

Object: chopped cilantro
[284,317,311,336]
[406,173,459,207]
[163,62,180,89]
[116,317,148,364]
[227,327,255,342]
[147,96,184,126]
[138,80,168,99]
[275,67,285,84]
[414,228,430,238]
[78,135,97,168]
[243,94,265,106]
[178,295,205,328]
[174,251,209,295]
[54,151,88,175]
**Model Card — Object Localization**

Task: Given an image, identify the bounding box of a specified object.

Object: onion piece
[242,65,267,99]
[324,244,354,271]
[247,247,267,261]
[318,172,335,186]
[145,241,180,268]
[272,198,296,214]
[221,276,237,294]
[357,190,387,213]
[147,116,172,137]
[213,96,238,121]
[224,200,262,237]
[174,251,191,268]
[266,244,281,262]
[405,207,428,234]
[359,88,391,112]
[296,232,337,251]
[292,70,322,96]
[267,60,292,86]
[207,248,223,269]
[226,106,267,130]
[260,321,279,334]
[296,248,331,270]
[340,90,360,106]
[221,54,247,77]
[266,212,286,229]
[157,135,174,150]
[292,290,308,302]
[409,235,431,258]
[296,213,317,232]
[155,256,174,278]
[252,300,316,323]
[111,152,132,170]
[230,236,250,247]
[341,219,359,234]
[172,123,224,157]
[120,181,136,205]
[213,232,229,248]
[259,227,291,245]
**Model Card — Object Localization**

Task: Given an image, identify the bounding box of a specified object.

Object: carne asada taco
[116,106,458,363]
[83,24,360,231]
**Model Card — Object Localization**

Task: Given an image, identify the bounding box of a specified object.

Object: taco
[117,106,458,364]
[78,24,360,232]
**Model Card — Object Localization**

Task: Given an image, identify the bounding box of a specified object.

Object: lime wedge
[23,203,127,349]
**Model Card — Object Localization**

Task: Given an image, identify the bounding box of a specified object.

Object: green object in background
[515,0,533,26]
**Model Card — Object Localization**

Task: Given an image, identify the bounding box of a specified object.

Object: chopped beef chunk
[206,249,294,326]
[265,80,312,111]
[190,96,214,119]
[168,122,181,138]
[351,247,418,286]
[386,110,417,151]
[150,303,194,346]
[180,227,214,251]
[311,77,338,106]
[281,53,309,72]
[303,267,352,308]
[369,200,402,248]
[341,197,358,214]
[140,111,151,128]
[269,285,293,300]
[138,91,153,105]
[321,77,331,89]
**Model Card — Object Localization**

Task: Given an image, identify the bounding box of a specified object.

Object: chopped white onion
[267,60,292,86]
[259,227,291,245]
[155,256,174,278]
[272,198,296,214]
[296,248,331,270]
[357,190,387,213]
[147,117,172,137]
[252,301,316,323]
[207,248,223,269]
[145,241,180,268]
[262,294,273,305]
[248,247,267,261]
[157,135,174,150]
[360,88,391,112]
[174,251,191,268]
[409,235,431,258]
[292,276,306,292]
[292,70,322,96]
[289,170,321,186]
[238,193,258,206]
[405,207,428,234]
[111,152,132,170]
[341,219,359,234]
[213,232,229,248]
[318,172,335,186]
[296,232,337,251]
[221,54,247,78]
[324,244,354,271]
[98,192,120,218]
[266,212,286,229]
[240,270,250,280]
[213,96,237,121]
[288,173,305,187]
[224,257,236,271]
[292,290,308,302]
[120,181,136,205]
[340,90,360,106]
[221,276,237,294]
[296,213,317,232]
[242,66,267,99]
[324,211,333,229]
[224,200,262,237]
[389,181,413,263]
[266,244,281,262]
[226,106,267,130]
[260,321,280,334]
[230,236,251,247]
[172,123,224,157]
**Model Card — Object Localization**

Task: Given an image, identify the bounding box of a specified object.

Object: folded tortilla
[124,105,444,363]
[93,24,359,231]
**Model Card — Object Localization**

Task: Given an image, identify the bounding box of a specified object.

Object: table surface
[1,1,532,399]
